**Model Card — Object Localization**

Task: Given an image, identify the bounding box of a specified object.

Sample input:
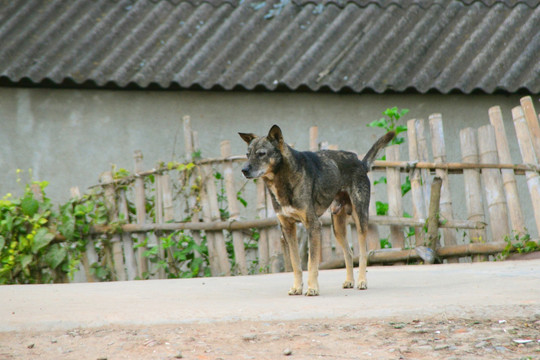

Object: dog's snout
[241,165,251,177]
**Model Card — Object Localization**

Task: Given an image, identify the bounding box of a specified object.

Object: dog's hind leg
[352,210,368,290]
[279,216,303,295]
[332,210,354,289]
[351,183,370,290]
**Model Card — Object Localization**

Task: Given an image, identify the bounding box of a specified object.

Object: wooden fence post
[256,181,270,272]
[520,96,540,161]
[309,126,318,152]
[199,173,220,277]
[460,128,488,261]
[133,150,148,278]
[160,173,179,278]
[478,125,509,243]
[386,144,405,248]
[429,114,457,256]
[489,106,526,234]
[202,164,231,276]
[321,144,338,264]
[101,171,126,281]
[220,140,248,275]
[426,177,443,255]
[70,187,96,282]
[154,172,166,279]
[512,106,540,236]
[415,119,432,212]
[183,119,204,272]
[183,115,194,162]
[407,119,426,246]
[266,189,283,273]
[118,189,138,280]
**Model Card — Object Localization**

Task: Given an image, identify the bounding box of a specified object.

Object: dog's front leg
[305,216,321,296]
[278,216,303,295]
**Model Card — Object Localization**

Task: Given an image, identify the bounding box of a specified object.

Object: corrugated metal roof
[0,0,538,94]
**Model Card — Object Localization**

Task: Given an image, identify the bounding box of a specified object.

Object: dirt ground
[2,316,539,360]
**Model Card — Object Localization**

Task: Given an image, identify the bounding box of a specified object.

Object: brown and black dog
[240,125,394,296]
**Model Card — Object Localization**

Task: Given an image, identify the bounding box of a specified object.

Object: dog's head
[239,125,284,179]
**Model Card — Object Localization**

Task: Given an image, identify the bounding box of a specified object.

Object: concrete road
[2,260,539,332]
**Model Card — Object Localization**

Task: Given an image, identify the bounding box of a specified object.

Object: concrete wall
[0,87,537,237]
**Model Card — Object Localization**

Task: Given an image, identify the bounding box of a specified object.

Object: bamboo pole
[429,114,457,255]
[415,119,432,212]
[478,125,509,243]
[512,106,540,236]
[101,171,126,281]
[489,106,526,234]
[266,188,283,273]
[198,166,220,277]
[154,172,166,279]
[201,164,231,276]
[184,123,204,272]
[91,159,539,189]
[133,150,148,277]
[371,160,539,174]
[183,115,194,162]
[309,126,318,152]
[160,173,179,278]
[407,119,426,246]
[520,96,540,161]
[386,144,405,248]
[460,128,488,261]
[256,180,270,272]
[93,215,483,234]
[426,177,442,253]
[321,144,337,264]
[220,140,248,275]
[118,189,138,280]
[320,241,515,268]
[70,187,96,282]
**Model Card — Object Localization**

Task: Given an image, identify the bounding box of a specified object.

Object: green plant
[367,107,409,145]
[499,231,538,260]
[0,179,92,284]
[368,107,411,249]
[142,230,210,279]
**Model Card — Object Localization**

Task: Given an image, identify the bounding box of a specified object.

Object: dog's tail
[362,131,395,167]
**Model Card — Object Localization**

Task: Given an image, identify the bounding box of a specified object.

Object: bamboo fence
[72,97,539,281]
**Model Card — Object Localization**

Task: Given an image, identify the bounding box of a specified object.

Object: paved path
[2,260,539,332]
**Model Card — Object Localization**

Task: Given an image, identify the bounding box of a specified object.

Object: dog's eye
[256,150,267,158]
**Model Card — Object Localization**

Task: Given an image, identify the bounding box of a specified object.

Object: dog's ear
[267,125,284,147]
[239,132,257,145]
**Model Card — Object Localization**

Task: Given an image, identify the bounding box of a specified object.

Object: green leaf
[21,197,39,217]
[0,235,4,250]
[44,244,67,269]
[32,228,55,254]
[380,238,392,249]
[395,125,408,134]
[376,201,389,216]
[401,176,411,196]
[367,118,388,129]
[374,176,387,186]
[20,254,33,270]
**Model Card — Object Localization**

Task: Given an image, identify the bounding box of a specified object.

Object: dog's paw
[288,287,303,296]
[305,288,320,296]
[342,280,354,289]
[357,280,368,290]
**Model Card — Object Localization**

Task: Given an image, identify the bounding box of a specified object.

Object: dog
[240,125,394,296]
